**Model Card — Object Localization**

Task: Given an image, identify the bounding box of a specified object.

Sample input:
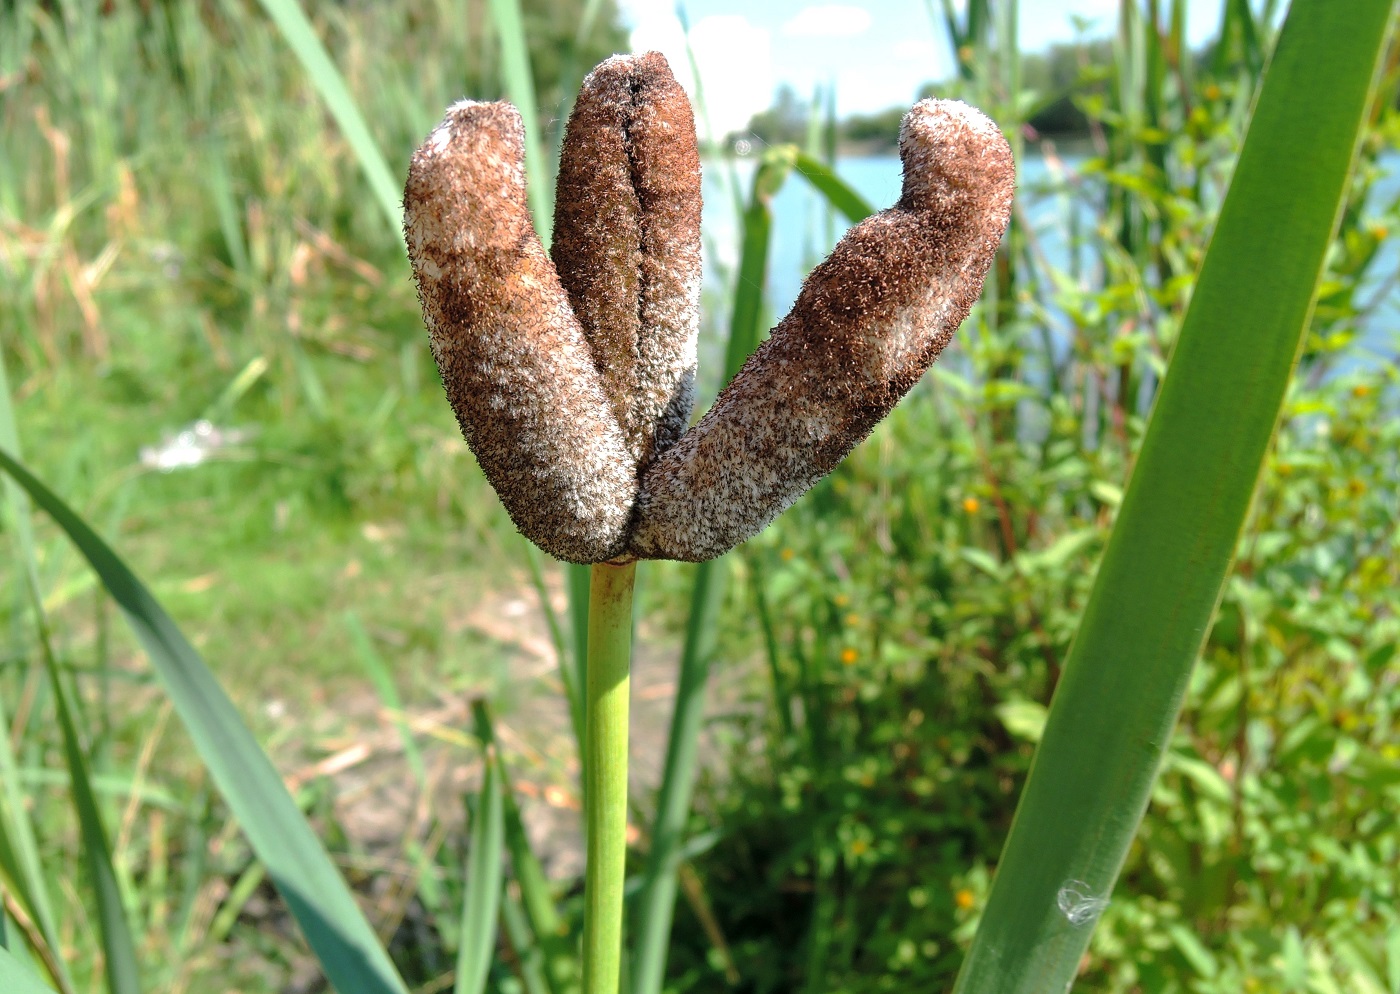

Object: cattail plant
[404,51,1013,994]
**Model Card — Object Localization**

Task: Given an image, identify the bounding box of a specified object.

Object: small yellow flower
[780,547,796,562]
[1352,383,1372,398]
[962,496,980,514]
[833,593,850,607]
[845,612,860,627]
[1276,463,1294,476]
[1203,83,1221,101]
[849,838,870,857]
[840,647,859,665]
[954,888,975,910]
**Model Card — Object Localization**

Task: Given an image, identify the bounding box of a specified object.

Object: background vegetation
[0,1,1397,993]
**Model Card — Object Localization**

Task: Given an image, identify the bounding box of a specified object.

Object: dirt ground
[285,574,747,884]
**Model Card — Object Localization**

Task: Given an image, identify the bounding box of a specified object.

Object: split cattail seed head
[405,60,1013,565]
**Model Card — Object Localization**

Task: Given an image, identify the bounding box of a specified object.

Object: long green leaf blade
[455,750,504,994]
[46,668,141,994]
[722,154,788,379]
[0,449,410,994]
[954,3,1395,991]
[487,0,551,244]
[791,152,873,224]
[471,702,574,994]
[253,0,402,232]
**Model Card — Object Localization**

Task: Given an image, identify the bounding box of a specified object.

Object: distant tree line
[732,37,1119,152]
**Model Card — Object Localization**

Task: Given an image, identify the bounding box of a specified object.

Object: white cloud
[631,13,773,140]
[781,4,872,39]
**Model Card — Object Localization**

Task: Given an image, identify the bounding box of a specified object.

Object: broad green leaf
[954,3,1396,991]
[0,449,409,994]
[0,945,59,994]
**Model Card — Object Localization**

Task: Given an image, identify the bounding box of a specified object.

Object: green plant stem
[582,560,637,994]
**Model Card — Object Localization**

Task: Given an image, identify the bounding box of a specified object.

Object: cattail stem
[583,559,636,994]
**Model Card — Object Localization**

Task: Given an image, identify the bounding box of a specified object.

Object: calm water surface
[698,150,1399,364]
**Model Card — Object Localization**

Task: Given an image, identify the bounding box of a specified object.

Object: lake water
[699,150,1400,364]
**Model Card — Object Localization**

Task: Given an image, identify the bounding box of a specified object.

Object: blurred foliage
[663,4,1400,994]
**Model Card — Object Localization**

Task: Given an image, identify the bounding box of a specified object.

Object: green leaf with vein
[954,3,1397,991]
[0,448,410,994]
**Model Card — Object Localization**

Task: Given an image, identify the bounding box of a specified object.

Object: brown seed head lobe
[403,100,636,564]
[629,99,1015,562]
[552,52,703,470]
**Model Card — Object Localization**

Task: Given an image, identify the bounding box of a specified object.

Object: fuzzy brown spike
[403,100,636,564]
[628,99,1015,562]
[551,52,703,468]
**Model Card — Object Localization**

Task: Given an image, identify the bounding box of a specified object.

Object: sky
[617,1,1228,137]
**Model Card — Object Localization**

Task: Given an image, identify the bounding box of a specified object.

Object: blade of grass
[521,543,584,756]
[953,3,1395,991]
[674,2,743,217]
[455,748,505,994]
[253,0,402,232]
[43,646,142,994]
[471,701,576,994]
[568,563,591,760]
[343,611,447,918]
[722,150,790,377]
[0,448,410,994]
[499,890,551,994]
[345,612,427,787]
[487,0,551,245]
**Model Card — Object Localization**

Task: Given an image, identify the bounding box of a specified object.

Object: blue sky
[618,1,1227,136]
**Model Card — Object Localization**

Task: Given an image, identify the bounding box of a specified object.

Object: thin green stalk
[569,562,592,755]
[582,561,636,994]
